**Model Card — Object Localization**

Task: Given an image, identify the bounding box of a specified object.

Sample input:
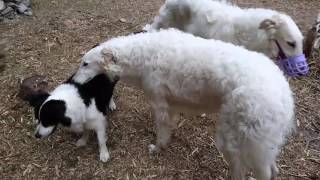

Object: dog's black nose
[35,132,41,138]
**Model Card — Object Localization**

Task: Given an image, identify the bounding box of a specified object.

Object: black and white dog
[28,73,118,162]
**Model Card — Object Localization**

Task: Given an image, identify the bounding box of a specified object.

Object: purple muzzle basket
[275,41,309,77]
[276,54,309,77]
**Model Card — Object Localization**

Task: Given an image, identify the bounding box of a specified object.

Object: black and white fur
[28,73,118,162]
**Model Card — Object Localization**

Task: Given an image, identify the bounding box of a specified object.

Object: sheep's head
[259,14,304,59]
[73,46,121,84]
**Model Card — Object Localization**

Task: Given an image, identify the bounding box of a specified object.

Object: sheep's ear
[259,19,279,30]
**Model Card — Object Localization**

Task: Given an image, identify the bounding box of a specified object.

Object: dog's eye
[83,62,88,67]
[286,41,296,48]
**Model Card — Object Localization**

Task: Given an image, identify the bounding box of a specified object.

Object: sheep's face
[73,47,121,84]
[260,15,304,59]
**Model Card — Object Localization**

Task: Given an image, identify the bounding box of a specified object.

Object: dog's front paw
[148,144,161,155]
[76,138,87,147]
[99,151,110,162]
[108,99,117,111]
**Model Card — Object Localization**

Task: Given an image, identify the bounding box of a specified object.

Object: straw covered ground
[0,0,319,179]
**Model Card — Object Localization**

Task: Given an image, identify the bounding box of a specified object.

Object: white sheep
[144,0,304,60]
[73,29,295,180]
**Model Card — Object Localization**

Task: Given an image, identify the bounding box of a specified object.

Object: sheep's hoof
[99,151,110,162]
[148,144,160,155]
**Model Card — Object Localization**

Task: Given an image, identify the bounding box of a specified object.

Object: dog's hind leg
[249,148,278,180]
[215,116,246,180]
[216,130,246,180]
[76,130,89,147]
[148,103,177,155]
[271,163,278,180]
[95,119,110,162]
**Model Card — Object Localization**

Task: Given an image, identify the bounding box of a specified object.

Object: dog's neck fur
[229,10,281,57]
[232,23,271,56]
[105,41,148,88]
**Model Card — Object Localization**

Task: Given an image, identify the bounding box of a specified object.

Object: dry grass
[0,0,319,179]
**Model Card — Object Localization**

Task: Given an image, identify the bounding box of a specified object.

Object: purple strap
[275,40,287,60]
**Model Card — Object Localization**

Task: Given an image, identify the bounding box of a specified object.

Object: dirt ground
[0,0,319,179]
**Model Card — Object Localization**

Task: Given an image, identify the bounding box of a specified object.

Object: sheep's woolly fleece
[74,29,295,179]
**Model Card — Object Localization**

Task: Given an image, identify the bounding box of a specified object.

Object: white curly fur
[144,0,304,59]
[73,29,295,180]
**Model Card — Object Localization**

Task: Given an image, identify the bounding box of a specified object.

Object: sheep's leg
[95,120,110,162]
[149,105,176,155]
[76,130,89,147]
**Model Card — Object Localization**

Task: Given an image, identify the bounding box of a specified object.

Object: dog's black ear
[60,116,71,127]
[27,91,50,107]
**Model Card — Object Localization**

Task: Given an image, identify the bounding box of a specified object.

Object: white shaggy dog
[144,0,304,59]
[73,29,295,179]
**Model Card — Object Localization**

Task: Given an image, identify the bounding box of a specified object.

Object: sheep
[72,29,295,179]
[144,0,304,60]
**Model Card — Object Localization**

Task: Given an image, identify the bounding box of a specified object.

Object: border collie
[28,73,118,162]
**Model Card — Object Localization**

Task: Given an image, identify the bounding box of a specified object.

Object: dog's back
[30,73,116,162]
[34,73,117,131]
[67,74,117,115]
